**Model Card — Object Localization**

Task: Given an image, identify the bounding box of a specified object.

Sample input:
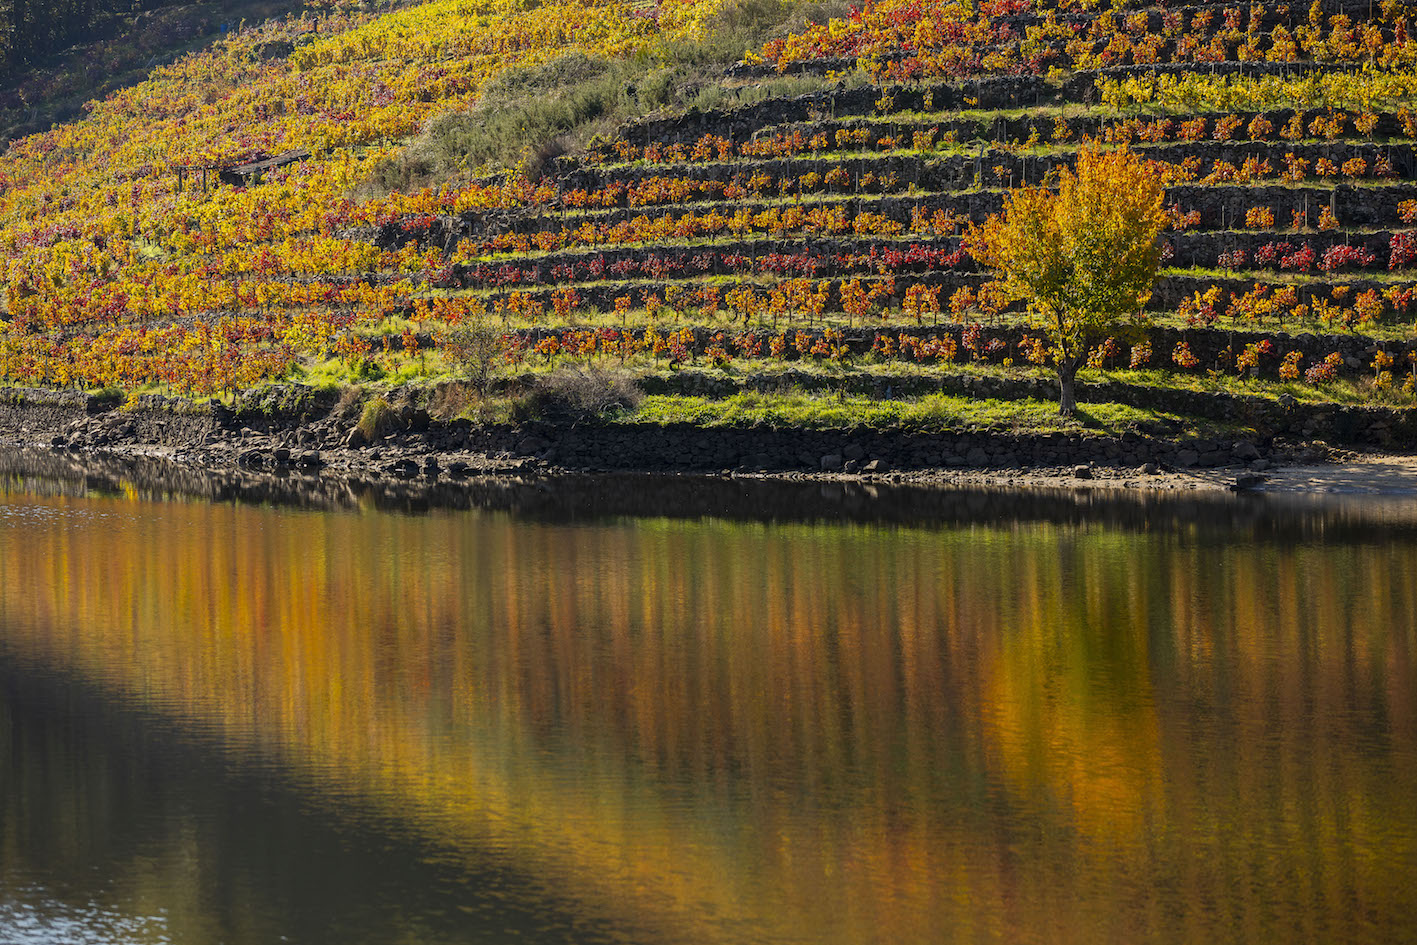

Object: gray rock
[842,443,866,461]
[843,459,860,473]
[1072,464,1093,479]
[965,447,989,466]
[1232,473,1267,491]
[820,453,844,471]
[862,459,888,473]
[1142,462,1160,475]
[516,435,550,454]
[1176,449,1199,468]
[345,427,368,448]
[1232,440,1261,461]
[297,451,322,469]
[388,458,419,479]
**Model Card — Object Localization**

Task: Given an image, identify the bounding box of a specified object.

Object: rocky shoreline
[3,382,1404,498]
[7,383,1417,504]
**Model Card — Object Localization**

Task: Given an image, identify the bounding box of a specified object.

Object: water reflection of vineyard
[1,490,1414,944]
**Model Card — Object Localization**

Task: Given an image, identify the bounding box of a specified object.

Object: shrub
[438,322,507,394]
[513,367,643,421]
[1319,244,1377,272]
[1280,243,1316,271]
[1390,232,1417,269]
[1254,242,1287,267]
[1305,352,1344,384]
[1245,206,1274,228]
[357,397,398,441]
[336,385,363,418]
[426,381,479,420]
[1235,340,1273,375]
[1247,114,1274,139]
[374,53,631,183]
[1217,249,1248,270]
[366,0,821,185]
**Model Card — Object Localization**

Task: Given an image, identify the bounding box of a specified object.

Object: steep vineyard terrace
[4,0,1417,463]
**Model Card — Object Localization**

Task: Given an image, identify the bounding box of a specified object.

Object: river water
[0,454,1413,945]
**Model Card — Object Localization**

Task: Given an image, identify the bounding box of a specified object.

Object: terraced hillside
[7,0,1417,467]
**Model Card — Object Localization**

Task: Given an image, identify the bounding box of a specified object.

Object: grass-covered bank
[0,369,1366,493]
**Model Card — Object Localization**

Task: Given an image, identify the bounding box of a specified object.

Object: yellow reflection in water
[0,488,1414,945]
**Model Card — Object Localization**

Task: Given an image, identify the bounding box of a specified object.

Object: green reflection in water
[0,480,1414,945]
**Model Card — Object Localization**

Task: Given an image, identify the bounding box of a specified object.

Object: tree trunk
[1056,359,1080,416]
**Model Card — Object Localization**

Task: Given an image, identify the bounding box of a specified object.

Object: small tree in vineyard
[966,145,1168,415]
[438,322,506,395]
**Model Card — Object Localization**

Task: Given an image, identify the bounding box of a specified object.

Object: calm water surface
[0,458,1414,945]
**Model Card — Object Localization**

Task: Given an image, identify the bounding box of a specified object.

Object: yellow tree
[966,144,1168,415]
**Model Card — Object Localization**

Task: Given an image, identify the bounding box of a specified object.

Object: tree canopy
[966,144,1169,415]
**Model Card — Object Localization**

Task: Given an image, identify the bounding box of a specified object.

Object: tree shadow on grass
[1063,407,1105,430]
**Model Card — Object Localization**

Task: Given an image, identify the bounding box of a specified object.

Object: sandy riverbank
[880,453,1417,495]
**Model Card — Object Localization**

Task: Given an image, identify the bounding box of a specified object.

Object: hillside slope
[4,0,1417,464]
